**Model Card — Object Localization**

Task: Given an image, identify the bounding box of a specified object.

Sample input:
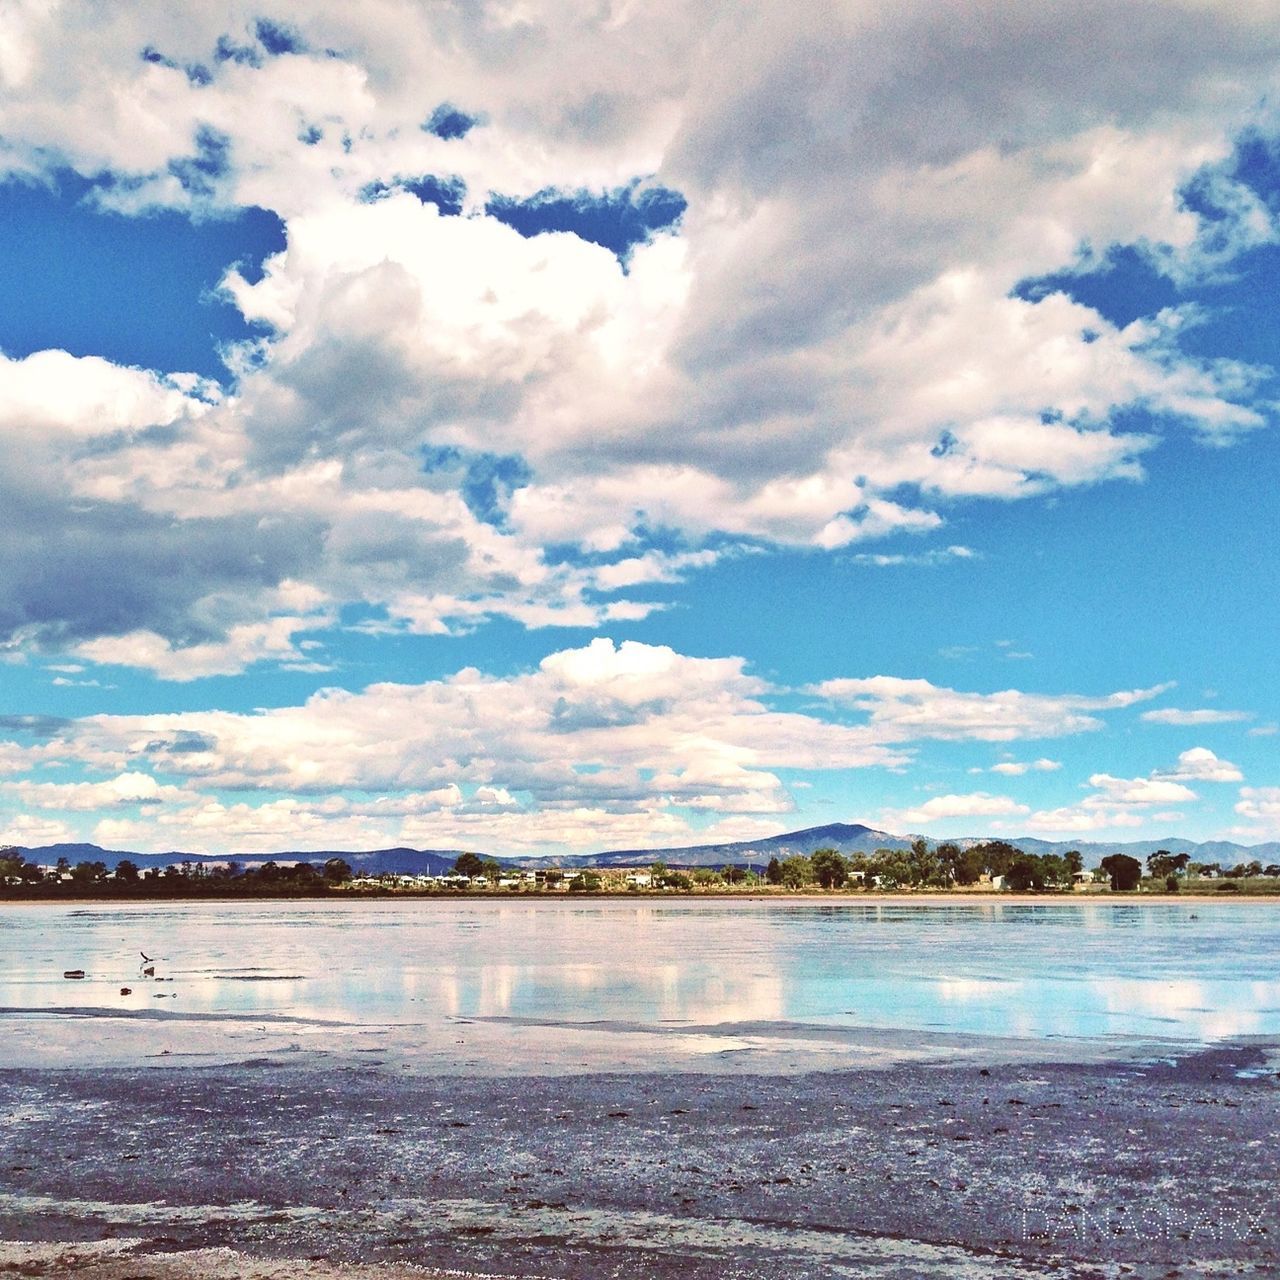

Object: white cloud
[1085,773,1198,806]
[885,791,1030,829]
[1157,746,1243,783]
[0,813,77,846]
[1023,806,1146,833]
[25,640,903,827]
[990,757,1061,776]
[2,771,189,812]
[1141,707,1253,725]
[0,4,1274,671]
[1234,787,1280,833]
[812,676,1171,741]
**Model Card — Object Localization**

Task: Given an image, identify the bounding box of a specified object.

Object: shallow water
[1,899,1277,1072]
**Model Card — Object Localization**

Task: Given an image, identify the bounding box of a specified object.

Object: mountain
[562,822,914,869]
[12,843,516,876]
[964,835,1280,864]
[13,827,1280,874]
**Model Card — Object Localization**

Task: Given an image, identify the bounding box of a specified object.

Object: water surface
[2,899,1276,1073]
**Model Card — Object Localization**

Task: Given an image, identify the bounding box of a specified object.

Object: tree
[1146,850,1175,879]
[779,855,813,889]
[810,847,849,889]
[114,860,140,883]
[869,849,913,888]
[454,852,485,879]
[1005,857,1039,892]
[969,841,1022,879]
[936,842,966,885]
[480,858,503,883]
[764,857,783,886]
[568,871,602,892]
[907,837,941,887]
[1064,850,1083,877]
[0,847,27,880]
[1100,853,1142,891]
[322,857,353,882]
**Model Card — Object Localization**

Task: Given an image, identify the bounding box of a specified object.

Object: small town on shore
[4,840,1280,898]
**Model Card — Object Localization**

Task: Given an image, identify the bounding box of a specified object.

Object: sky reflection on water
[2,900,1278,1054]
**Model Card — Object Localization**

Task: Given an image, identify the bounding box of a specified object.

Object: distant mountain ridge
[13,824,1280,875]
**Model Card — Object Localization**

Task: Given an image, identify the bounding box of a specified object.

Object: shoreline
[4,888,1279,906]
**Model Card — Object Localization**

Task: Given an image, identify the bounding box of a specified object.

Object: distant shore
[3,887,1280,905]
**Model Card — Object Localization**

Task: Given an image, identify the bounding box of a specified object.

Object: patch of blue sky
[423,103,481,141]
[0,172,285,381]
[140,44,212,87]
[1014,126,1280,371]
[485,179,686,263]
[360,174,466,216]
[420,446,532,527]
[253,18,306,57]
[167,124,232,199]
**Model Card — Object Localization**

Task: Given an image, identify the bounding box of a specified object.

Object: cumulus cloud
[1024,807,1146,833]
[884,792,1030,829]
[0,3,1275,672]
[811,676,1171,741]
[1085,773,1199,806]
[1235,787,1280,836]
[0,639,917,852]
[1157,746,1244,782]
[2,771,189,812]
[0,637,1195,853]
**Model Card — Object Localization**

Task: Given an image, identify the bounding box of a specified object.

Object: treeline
[0,848,355,898]
[758,840,1084,891]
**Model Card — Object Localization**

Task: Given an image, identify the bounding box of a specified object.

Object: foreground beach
[4,899,1279,1276]
[2,1045,1278,1278]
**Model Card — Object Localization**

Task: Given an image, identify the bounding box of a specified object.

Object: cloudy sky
[0,1,1277,856]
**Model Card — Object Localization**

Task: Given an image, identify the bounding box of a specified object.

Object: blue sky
[0,3,1277,855]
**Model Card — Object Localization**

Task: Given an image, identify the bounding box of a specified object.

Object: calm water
[2,899,1278,1070]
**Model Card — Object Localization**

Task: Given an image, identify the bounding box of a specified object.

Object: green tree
[908,838,941,886]
[970,841,1022,879]
[1100,853,1142,891]
[322,857,353,882]
[779,855,813,889]
[114,860,141,883]
[810,847,849,889]
[935,842,966,885]
[764,857,783,886]
[454,852,485,879]
[869,849,913,888]
[1064,850,1083,877]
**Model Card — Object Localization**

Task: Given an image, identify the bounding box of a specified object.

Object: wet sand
[3,1043,1278,1278]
